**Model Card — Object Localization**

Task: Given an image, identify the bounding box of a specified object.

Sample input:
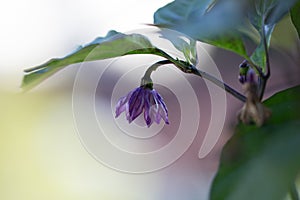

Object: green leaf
[248,0,298,70]
[291,0,300,39]
[157,29,198,65]
[203,34,248,58]
[250,26,274,69]
[210,86,300,200]
[22,31,165,90]
[154,0,248,57]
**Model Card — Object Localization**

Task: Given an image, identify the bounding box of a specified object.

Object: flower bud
[238,60,249,84]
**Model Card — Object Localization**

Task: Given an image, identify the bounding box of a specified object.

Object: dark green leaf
[210,86,300,200]
[291,0,300,39]
[22,31,168,90]
[248,0,298,70]
[154,0,248,57]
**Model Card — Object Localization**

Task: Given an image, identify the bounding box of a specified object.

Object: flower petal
[129,88,145,122]
[115,91,133,118]
[150,92,161,124]
[154,90,169,124]
[143,91,153,127]
[158,104,169,124]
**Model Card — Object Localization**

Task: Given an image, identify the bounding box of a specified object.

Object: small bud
[239,60,249,69]
[238,75,246,84]
[238,64,257,85]
[238,60,250,84]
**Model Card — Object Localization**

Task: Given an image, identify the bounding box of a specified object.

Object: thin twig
[142,58,246,103]
[191,68,246,102]
[142,60,172,82]
[258,24,271,100]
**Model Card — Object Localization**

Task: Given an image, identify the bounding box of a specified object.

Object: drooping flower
[115,85,169,127]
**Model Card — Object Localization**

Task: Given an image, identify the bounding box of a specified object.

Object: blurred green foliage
[291,0,300,38]
[210,86,300,200]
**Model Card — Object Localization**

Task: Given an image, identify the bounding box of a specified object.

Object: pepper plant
[22,0,300,199]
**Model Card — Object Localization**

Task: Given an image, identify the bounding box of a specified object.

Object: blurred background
[0,0,299,199]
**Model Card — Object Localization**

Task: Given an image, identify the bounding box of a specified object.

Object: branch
[141,60,172,85]
[191,68,246,102]
[142,58,246,103]
[258,25,271,100]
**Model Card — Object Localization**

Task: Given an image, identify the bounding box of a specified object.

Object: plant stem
[141,60,173,85]
[289,181,299,200]
[258,25,271,100]
[142,59,246,103]
[191,68,246,102]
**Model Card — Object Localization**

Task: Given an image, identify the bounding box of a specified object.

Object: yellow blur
[0,91,148,200]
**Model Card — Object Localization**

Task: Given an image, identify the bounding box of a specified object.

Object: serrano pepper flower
[115,84,169,127]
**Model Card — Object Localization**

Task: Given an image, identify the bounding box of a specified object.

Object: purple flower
[115,86,169,127]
